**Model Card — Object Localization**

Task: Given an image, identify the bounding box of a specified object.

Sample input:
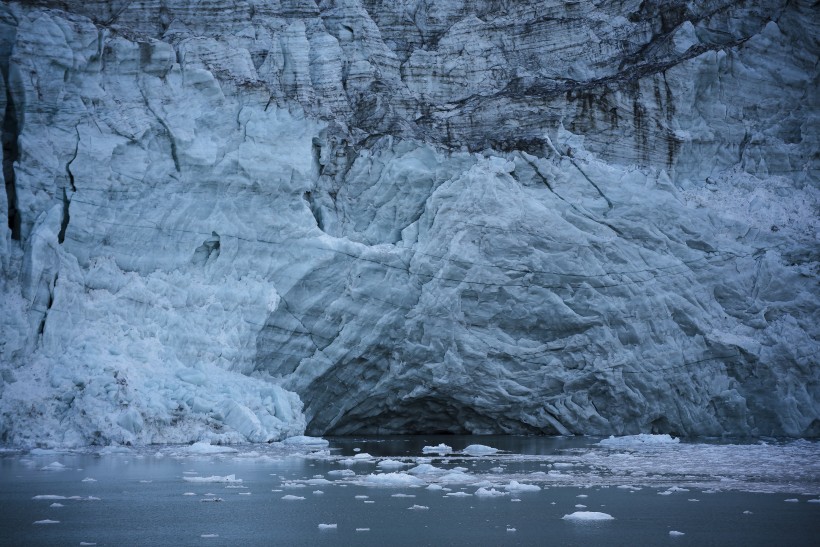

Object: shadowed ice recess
[0,0,818,446]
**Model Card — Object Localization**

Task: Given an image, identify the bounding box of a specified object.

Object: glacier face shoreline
[0,0,817,446]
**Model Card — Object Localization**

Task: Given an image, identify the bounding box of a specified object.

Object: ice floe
[462,445,499,456]
[282,495,305,500]
[598,434,680,448]
[422,444,453,455]
[358,473,425,488]
[318,523,337,530]
[183,474,241,483]
[185,442,238,454]
[562,511,614,521]
[33,520,60,524]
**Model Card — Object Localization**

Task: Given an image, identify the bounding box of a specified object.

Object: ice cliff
[0,0,817,446]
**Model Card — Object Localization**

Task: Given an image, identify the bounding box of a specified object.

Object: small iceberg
[461,444,498,456]
[562,511,614,521]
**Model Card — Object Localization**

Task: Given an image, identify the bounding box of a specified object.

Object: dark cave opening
[2,62,20,240]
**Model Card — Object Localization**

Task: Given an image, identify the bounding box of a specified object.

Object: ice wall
[0,0,817,445]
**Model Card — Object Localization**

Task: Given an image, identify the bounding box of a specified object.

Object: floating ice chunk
[41,462,66,470]
[33,495,66,500]
[669,531,685,537]
[511,499,521,502]
[562,511,614,521]
[617,485,641,491]
[445,491,472,497]
[427,484,443,491]
[807,499,820,503]
[238,492,251,495]
[688,499,699,502]
[490,467,504,473]
[79,543,97,546]
[186,441,238,454]
[139,480,152,484]
[475,487,508,498]
[391,493,415,498]
[328,469,356,477]
[378,459,410,469]
[313,490,324,495]
[353,448,361,452]
[183,474,241,483]
[183,492,196,496]
[422,444,452,455]
[408,504,429,510]
[318,523,337,530]
[505,480,541,493]
[575,504,587,508]
[356,528,370,532]
[552,463,574,469]
[359,473,425,487]
[98,445,133,455]
[49,503,64,507]
[364,500,375,504]
[439,471,472,484]
[598,434,679,448]
[353,453,374,460]
[282,495,305,500]
[743,510,753,514]
[200,498,223,502]
[304,478,332,485]
[506,528,516,532]
[81,477,97,482]
[283,436,329,448]
[355,495,369,499]
[33,520,59,524]
[462,445,498,456]
[784,498,799,502]
[407,464,446,475]
[201,534,219,538]
[577,494,588,498]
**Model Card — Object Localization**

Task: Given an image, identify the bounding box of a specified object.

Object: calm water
[1,436,818,546]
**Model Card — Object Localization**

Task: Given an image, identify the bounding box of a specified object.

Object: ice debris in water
[41,462,66,470]
[462,445,499,456]
[475,487,508,498]
[201,534,219,538]
[505,480,541,493]
[183,474,241,483]
[185,442,238,454]
[49,503,64,508]
[598,434,680,448]
[562,512,615,521]
[282,495,305,501]
[318,524,337,530]
[81,477,97,482]
[282,436,329,448]
[408,505,429,510]
[669,531,685,537]
[356,528,370,532]
[422,444,453,455]
[33,520,60,524]
[377,459,409,469]
[359,473,425,487]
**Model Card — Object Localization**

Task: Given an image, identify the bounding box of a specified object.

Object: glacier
[0,0,817,446]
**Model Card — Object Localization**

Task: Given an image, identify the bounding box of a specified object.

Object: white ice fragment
[408,504,429,510]
[688,499,699,502]
[462,444,498,456]
[49,503,64,508]
[378,459,410,469]
[183,493,196,496]
[33,495,66,500]
[669,531,685,537]
[426,484,443,491]
[283,436,329,448]
[353,448,361,452]
[356,528,370,532]
[81,477,97,482]
[422,444,452,455]
[201,534,219,538]
[318,523,337,530]
[391,493,415,498]
[238,492,251,495]
[328,469,356,477]
[445,491,472,497]
[33,520,59,524]
[598,434,679,448]
[183,474,241,483]
[743,510,753,514]
[577,494,588,498]
[282,495,305,500]
[355,495,369,499]
[562,511,614,521]
[575,504,587,508]
[79,543,97,546]
[506,528,516,532]
[359,473,425,488]
[511,499,521,502]
[200,498,223,502]
[807,499,820,503]
[784,498,799,502]
[186,441,237,454]
[475,487,508,498]
[407,464,446,476]
[505,480,541,493]
[364,500,375,504]
[313,490,324,495]
[439,471,473,484]
[41,462,66,470]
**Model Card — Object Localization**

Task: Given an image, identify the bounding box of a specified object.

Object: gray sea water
[1,436,818,546]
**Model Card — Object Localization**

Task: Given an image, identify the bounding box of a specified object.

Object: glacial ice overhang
[0,0,817,446]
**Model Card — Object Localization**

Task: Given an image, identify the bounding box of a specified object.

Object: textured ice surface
[0,0,818,446]
[562,512,615,521]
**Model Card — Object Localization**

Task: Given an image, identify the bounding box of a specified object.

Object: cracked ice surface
[0,0,818,446]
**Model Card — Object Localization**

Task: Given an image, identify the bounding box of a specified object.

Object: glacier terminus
[0,0,817,447]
